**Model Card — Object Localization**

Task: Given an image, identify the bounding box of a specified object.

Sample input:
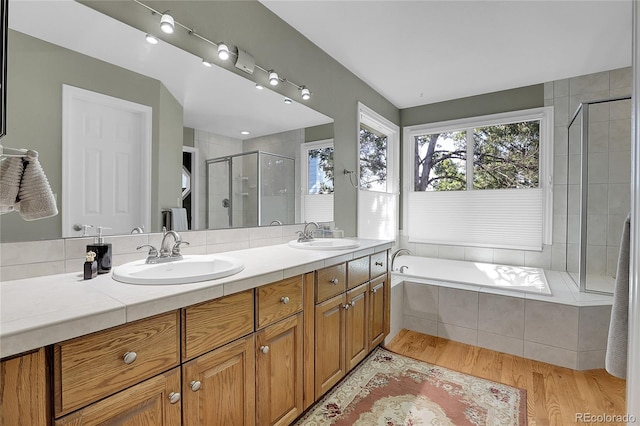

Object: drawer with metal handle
[315,263,346,303]
[255,275,303,329]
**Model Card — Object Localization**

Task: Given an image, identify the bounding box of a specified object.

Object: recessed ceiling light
[255,84,264,90]
[284,97,292,104]
[241,131,250,135]
[202,59,212,67]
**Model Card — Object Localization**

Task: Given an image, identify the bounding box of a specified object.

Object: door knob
[168,392,181,404]
[123,351,137,365]
[330,277,339,285]
[281,296,290,304]
[190,381,202,392]
[260,345,270,354]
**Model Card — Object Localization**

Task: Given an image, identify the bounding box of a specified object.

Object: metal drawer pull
[375,261,383,267]
[330,277,339,285]
[343,304,350,310]
[190,381,202,392]
[350,300,356,307]
[260,345,270,354]
[123,351,137,365]
[168,392,181,404]
[281,296,290,304]
[372,288,378,294]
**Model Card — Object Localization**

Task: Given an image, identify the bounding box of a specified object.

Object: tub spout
[391,248,411,271]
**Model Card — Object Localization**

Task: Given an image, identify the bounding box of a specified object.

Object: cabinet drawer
[53,310,180,417]
[370,251,388,278]
[256,276,303,329]
[316,263,346,303]
[347,256,370,289]
[183,290,254,360]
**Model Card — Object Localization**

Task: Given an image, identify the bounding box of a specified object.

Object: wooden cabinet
[314,293,346,398]
[315,263,346,302]
[55,367,181,426]
[346,283,369,370]
[182,290,254,361]
[182,335,255,426]
[314,250,389,399]
[53,310,180,417]
[256,276,303,329]
[256,313,304,426]
[0,348,49,426]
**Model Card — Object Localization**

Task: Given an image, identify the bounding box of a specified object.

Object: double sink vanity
[0,237,392,425]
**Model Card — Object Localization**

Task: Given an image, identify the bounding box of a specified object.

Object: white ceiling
[8,0,332,139]
[261,0,633,109]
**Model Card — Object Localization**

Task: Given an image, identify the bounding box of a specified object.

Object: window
[404,107,553,250]
[357,103,399,240]
[301,140,334,223]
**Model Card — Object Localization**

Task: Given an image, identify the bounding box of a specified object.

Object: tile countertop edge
[0,239,393,358]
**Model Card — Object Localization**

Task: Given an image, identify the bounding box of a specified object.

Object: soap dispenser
[84,251,98,280]
[87,226,112,274]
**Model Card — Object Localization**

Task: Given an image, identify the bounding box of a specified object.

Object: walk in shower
[207,151,295,229]
[567,96,631,293]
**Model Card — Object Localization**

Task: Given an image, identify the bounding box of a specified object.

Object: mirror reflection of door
[182,147,199,230]
[62,85,151,237]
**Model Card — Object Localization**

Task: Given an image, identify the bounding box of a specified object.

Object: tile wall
[0,224,308,282]
[399,280,611,370]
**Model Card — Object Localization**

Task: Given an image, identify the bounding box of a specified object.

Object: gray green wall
[81,0,400,236]
[1,30,184,242]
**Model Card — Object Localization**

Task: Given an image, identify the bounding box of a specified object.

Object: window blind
[407,188,543,250]
[358,190,397,240]
[303,194,333,223]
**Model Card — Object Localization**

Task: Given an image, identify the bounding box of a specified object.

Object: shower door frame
[568,95,631,294]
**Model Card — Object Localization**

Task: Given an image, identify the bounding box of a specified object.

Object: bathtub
[391,255,551,295]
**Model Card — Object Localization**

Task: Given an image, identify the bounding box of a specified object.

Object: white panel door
[62,85,151,237]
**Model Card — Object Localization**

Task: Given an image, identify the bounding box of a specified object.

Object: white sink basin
[288,238,360,250]
[112,255,244,285]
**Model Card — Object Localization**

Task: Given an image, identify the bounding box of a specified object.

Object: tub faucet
[391,248,411,271]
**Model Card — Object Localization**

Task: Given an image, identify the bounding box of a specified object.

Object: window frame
[403,106,554,247]
[300,139,334,223]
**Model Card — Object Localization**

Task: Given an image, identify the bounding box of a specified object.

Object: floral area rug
[295,347,526,425]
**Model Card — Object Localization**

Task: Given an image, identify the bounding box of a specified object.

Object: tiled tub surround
[0,224,312,281]
[1,232,393,358]
[390,265,613,370]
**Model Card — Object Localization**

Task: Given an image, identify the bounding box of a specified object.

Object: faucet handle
[137,244,159,257]
[172,241,190,256]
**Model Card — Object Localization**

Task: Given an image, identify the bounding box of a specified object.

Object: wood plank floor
[385,329,627,426]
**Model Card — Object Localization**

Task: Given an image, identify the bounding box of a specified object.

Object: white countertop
[0,239,393,358]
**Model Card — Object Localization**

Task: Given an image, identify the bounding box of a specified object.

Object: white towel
[170,207,188,231]
[15,155,58,220]
[0,157,24,213]
[605,213,631,379]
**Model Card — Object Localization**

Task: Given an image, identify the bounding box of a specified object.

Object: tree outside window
[359,124,388,191]
[414,120,540,191]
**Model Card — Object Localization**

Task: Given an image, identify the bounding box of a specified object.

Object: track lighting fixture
[160,13,175,34]
[268,71,279,86]
[202,59,212,67]
[217,43,230,61]
[300,87,311,100]
[145,33,158,44]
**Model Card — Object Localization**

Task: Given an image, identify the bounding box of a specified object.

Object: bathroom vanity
[0,239,392,425]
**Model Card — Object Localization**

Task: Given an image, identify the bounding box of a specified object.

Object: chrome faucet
[298,222,320,242]
[390,248,411,271]
[137,230,190,264]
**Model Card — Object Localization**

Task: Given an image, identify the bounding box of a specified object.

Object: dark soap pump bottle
[84,251,98,280]
[87,226,112,274]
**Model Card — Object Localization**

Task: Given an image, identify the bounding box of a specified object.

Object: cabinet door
[345,283,369,371]
[0,348,49,426]
[256,313,303,426]
[182,335,255,426]
[55,367,181,426]
[314,293,346,399]
[369,275,387,348]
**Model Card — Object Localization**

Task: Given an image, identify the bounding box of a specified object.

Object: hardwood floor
[385,329,627,426]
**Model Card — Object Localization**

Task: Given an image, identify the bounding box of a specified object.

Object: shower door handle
[222,198,230,208]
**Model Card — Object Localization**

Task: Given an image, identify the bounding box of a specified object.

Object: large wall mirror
[1,0,333,243]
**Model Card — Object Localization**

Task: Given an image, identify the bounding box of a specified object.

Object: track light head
[160,13,175,34]
[217,43,230,61]
[145,33,158,44]
[268,70,279,86]
[300,87,311,100]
